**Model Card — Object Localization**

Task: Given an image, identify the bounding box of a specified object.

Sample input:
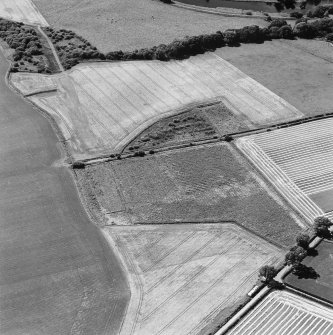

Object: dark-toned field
[284,240,333,304]
[124,102,249,153]
[78,142,303,247]
[217,39,333,117]
[0,53,129,334]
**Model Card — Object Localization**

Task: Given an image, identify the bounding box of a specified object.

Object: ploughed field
[0,44,128,334]
[227,290,333,335]
[285,240,333,304]
[78,142,302,246]
[11,53,302,160]
[0,0,48,26]
[103,223,282,335]
[237,118,333,223]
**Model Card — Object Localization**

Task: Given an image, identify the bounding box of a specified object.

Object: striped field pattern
[103,223,282,335]
[11,53,302,159]
[0,0,48,26]
[237,118,333,223]
[228,291,333,335]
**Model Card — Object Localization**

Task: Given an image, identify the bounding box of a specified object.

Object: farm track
[237,118,333,223]
[10,53,302,160]
[227,291,333,335]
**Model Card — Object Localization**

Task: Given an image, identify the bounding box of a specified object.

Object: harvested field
[11,53,302,160]
[227,290,333,335]
[285,240,333,304]
[103,223,282,335]
[237,118,333,223]
[0,0,48,26]
[217,39,333,117]
[32,0,265,52]
[78,142,303,246]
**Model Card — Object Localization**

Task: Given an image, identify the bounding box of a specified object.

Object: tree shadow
[293,264,320,280]
[307,248,318,257]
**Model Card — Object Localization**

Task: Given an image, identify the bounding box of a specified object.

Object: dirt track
[0,53,129,334]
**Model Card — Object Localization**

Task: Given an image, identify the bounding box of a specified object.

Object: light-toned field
[32,0,265,52]
[78,143,303,246]
[103,223,282,335]
[237,118,333,223]
[217,39,333,117]
[11,53,302,160]
[0,0,48,26]
[227,290,333,335]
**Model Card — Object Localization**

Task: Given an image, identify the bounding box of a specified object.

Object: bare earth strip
[236,118,333,223]
[227,290,333,335]
[0,0,48,26]
[103,223,282,335]
[11,53,302,160]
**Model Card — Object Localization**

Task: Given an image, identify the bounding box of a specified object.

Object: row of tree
[0,18,48,73]
[259,216,332,287]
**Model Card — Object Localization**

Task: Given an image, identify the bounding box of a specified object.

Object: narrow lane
[0,53,129,334]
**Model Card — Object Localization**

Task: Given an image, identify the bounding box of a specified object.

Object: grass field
[217,39,333,117]
[285,240,333,304]
[0,0,48,26]
[78,142,303,246]
[11,53,302,160]
[227,290,333,335]
[32,0,265,52]
[237,118,333,223]
[0,52,129,334]
[103,223,282,335]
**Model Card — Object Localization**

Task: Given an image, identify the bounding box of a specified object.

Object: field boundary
[110,220,286,250]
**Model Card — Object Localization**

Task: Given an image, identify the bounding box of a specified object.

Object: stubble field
[0,0,48,26]
[11,53,302,160]
[32,0,265,52]
[103,223,282,335]
[227,290,333,335]
[78,142,303,246]
[237,118,333,223]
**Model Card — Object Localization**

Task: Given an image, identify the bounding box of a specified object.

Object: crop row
[228,291,333,335]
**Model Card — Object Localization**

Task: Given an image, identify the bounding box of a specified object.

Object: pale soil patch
[103,223,282,335]
[11,53,302,160]
[32,0,265,52]
[237,118,333,223]
[227,290,333,335]
[0,0,48,26]
[216,39,333,116]
[77,142,302,246]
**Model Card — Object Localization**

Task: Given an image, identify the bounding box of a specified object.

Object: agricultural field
[0,0,48,26]
[0,52,129,335]
[237,118,333,223]
[103,223,283,335]
[285,240,333,304]
[11,53,302,160]
[77,142,303,246]
[32,0,265,52]
[123,101,249,153]
[217,39,333,117]
[227,290,333,335]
